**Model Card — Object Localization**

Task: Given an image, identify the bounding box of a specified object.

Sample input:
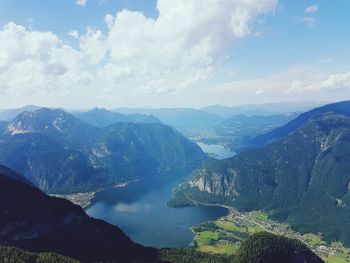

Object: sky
[0,0,349,109]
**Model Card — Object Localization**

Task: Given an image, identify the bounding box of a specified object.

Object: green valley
[170,101,350,248]
[191,208,350,263]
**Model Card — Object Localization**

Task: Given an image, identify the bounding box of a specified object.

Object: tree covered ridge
[172,111,350,245]
[233,232,324,263]
[0,246,78,263]
[0,232,323,263]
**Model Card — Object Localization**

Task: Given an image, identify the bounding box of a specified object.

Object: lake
[86,169,228,248]
[196,142,236,159]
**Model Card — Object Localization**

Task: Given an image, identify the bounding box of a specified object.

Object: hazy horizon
[0,100,334,112]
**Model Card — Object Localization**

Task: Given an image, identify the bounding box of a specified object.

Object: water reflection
[196,142,236,159]
[86,169,228,248]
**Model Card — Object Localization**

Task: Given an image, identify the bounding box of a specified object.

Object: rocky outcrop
[173,101,350,245]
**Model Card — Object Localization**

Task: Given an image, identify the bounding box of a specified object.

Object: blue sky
[0,0,349,108]
[0,0,158,39]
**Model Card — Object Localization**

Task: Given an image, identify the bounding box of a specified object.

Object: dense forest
[0,233,324,263]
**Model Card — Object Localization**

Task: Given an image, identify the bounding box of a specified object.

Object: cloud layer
[0,0,280,107]
[0,0,348,108]
[305,5,318,14]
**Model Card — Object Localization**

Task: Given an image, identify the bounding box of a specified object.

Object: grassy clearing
[215,220,242,232]
[196,231,219,245]
[250,211,268,222]
[324,255,349,263]
[196,235,238,255]
[195,218,265,256]
[193,210,350,262]
[247,226,264,234]
[301,233,326,246]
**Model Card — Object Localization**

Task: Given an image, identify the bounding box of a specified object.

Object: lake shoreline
[85,169,229,248]
[195,141,236,160]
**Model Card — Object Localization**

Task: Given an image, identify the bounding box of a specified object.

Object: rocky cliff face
[188,113,350,206]
[189,168,239,197]
[173,102,350,245]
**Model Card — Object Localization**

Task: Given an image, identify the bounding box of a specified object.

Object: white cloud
[289,71,350,93]
[305,5,318,14]
[0,0,279,108]
[75,0,87,7]
[302,16,316,28]
[0,22,91,103]
[78,0,278,94]
[68,30,79,39]
[200,64,350,106]
[302,5,318,28]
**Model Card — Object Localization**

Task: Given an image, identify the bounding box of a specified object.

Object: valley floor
[181,191,350,263]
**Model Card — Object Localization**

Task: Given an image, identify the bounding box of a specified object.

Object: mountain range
[115,107,223,135]
[209,113,299,151]
[0,108,206,193]
[0,105,42,121]
[201,101,328,118]
[170,101,350,246]
[251,100,350,147]
[74,107,160,127]
[0,166,324,263]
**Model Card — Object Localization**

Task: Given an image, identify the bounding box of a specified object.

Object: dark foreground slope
[233,232,323,263]
[171,101,350,245]
[0,166,156,262]
[158,232,323,263]
[0,166,323,263]
[0,246,78,263]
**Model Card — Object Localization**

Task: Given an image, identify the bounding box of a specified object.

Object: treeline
[0,246,78,263]
[0,233,325,263]
[158,233,324,263]
[233,232,324,263]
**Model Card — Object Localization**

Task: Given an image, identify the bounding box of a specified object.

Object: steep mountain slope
[0,108,206,193]
[0,121,8,133]
[0,246,78,263]
[171,108,350,245]
[95,122,207,176]
[5,108,99,149]
[0,105,41,121]
[75,108,160,127]
[252,100,350,147]
[211,113,298,150]
[0,166,156,262]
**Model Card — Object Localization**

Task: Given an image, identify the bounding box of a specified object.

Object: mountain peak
[6,108,93,136]
[251,100,350,147]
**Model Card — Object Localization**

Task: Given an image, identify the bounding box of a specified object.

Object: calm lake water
[86,169,228,248]
[196,142,236,160]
